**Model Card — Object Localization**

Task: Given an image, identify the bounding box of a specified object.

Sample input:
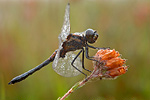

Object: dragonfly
[8,3,105,85]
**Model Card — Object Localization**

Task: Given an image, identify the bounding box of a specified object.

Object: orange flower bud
[104,66,128,78]
[105,57,126,70]
[92,49,128,80]
[95,49,120,61]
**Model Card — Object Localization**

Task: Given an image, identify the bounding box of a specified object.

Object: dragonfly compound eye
[85,29,98,44]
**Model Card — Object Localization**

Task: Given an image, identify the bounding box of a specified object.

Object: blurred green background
[0,0,150,100]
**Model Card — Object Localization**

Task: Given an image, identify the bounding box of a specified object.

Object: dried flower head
[91,49,128,80]
[58,49,129,100]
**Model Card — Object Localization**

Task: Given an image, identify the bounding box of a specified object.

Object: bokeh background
[0,0,150,100]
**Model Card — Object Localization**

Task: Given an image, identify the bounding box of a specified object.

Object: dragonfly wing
[52,50,82,77]
[58,3,70,45]
[52,4,82,77]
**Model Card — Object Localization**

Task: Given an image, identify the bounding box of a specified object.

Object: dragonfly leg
[82,48,92,73]
[85,46,96,61]
[71,49,87,77]
[85,46,103,65]
[87,44,110,50]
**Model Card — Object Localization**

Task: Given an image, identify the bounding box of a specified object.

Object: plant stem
[58,69,97,100]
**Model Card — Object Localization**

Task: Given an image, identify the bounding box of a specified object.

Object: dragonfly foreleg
[87,44,110,50]
[85,46,103,63]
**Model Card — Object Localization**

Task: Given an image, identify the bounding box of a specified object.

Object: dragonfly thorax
[59,33,86,58]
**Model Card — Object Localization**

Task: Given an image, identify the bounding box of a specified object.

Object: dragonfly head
[85,29,98,44]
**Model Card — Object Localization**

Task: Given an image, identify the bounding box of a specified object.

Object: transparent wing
[53,49,82,77]
[52,4,82,77]
[58,3,70,44]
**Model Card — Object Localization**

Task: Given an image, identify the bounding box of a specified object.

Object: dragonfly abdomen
[8,50,57,85]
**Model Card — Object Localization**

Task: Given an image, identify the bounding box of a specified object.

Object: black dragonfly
[8,3,105,85]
